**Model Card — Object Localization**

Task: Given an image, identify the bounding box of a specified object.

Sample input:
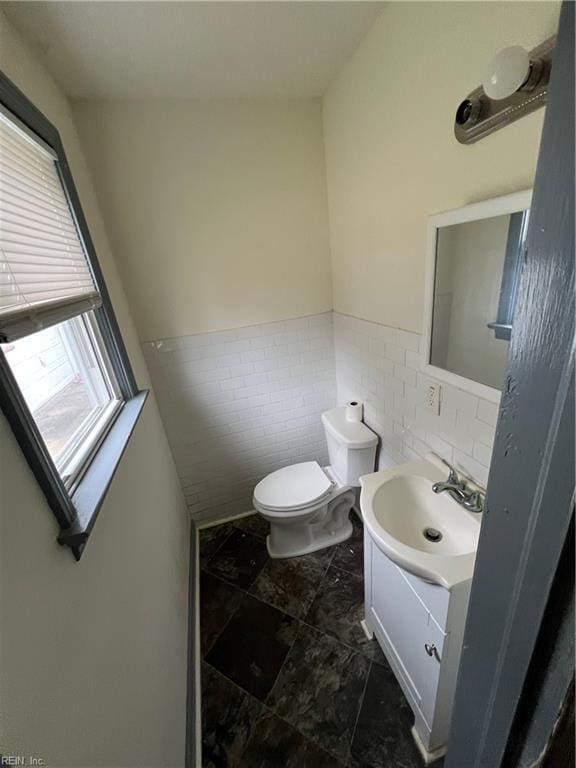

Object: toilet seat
[253,461,333,513]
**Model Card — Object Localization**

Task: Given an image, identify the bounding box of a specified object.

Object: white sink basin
[360,455,482,589]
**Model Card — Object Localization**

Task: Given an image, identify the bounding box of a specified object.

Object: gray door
[445,3,575,767]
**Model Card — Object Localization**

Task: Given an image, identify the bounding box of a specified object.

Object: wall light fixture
[455,37,555,145]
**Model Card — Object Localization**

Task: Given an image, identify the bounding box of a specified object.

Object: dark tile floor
[200,512,445,767]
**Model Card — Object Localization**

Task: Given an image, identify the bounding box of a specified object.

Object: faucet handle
[462,490,485,514]
[439,457,460,485]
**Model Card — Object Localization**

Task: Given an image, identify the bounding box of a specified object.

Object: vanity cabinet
[364,529,471,759]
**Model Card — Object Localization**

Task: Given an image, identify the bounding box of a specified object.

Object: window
[1,313,122,491]
[0,72,146,559]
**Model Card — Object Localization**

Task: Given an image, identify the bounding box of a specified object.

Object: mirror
[424,190,531,400]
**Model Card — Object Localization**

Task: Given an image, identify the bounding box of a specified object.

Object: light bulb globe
[483,46,530,100]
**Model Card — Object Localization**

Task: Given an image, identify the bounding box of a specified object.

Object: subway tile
[254,359,279,373]
[393,363,417,388]
[241,349,267,364]
[385,374,404,398]
[250,336,277,350]
[228,363,256,378]
[426,433,454,463]
[405,350,421,370]
[455,412,496,449]
[145,313,334,520]
[239,372,268,387]
[144,312,498,520]
[384,343,406,365]
[391,328,420,352]
[477,398,500,428]
[220,376,246,391]
[442,419,475,455]
[332,312,496,488]
[453,450,490,487]
[442,385,478,417]
[473,441,494,467]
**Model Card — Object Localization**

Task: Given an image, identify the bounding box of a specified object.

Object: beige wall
[73,99,332,341]
[0,12,190,767]
[323,1,560,334]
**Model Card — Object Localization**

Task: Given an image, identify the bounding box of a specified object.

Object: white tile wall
[142,313,336,521]
[333,313,497,487]
[143,310,498,522]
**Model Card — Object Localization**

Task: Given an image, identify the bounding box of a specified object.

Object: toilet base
[266,520,352,559]
[262,487,356,559]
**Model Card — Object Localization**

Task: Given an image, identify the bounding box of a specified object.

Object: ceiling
[2,1,385,99]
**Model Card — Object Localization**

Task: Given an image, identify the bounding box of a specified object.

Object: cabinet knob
[425,643,437,658]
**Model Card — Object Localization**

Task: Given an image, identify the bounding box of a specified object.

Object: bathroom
[0,2,573,767]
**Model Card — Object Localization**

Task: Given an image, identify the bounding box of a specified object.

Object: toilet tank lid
[321,407,378,449]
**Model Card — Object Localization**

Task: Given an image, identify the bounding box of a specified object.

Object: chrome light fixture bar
[455,37,555,145]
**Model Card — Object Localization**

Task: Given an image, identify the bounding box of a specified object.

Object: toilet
[253,406,378,558]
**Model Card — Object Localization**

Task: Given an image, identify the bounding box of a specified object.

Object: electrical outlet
[425,383,441,415]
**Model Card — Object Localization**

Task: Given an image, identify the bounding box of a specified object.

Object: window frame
[0,70,147,560]
[39,311,124,492]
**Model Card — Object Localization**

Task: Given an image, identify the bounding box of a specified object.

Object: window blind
[0,108,101,342]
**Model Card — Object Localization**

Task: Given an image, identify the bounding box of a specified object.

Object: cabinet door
[369,546,445,726]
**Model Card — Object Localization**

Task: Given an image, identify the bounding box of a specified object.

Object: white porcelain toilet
[253,406,378,558]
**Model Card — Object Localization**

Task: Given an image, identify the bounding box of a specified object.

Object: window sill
[57,390,148,560]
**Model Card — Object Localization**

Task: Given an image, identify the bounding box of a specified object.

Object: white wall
[323,1,560,334]
[144,313,335,521]
[323,1,558,485]
[0,12,190,767]
[72,97,336,524]
[73,99,332,341]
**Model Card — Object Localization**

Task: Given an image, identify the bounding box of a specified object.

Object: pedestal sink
[360,454,482,589]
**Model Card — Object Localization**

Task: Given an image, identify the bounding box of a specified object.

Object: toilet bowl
[253,406,378,558]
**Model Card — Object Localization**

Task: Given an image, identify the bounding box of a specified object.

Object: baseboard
[185,521,199,768]
[187,508,259,766]
[196,508,256,530]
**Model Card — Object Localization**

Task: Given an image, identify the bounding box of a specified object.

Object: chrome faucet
[432,461,485,513]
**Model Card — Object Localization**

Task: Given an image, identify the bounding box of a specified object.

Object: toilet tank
[321,407,378,486]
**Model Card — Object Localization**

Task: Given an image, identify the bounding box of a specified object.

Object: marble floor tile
[331,517,364,577]
[350,661,424,768]
[205,528,268,589]
[249,553,326,619]
[240,711,347,767]
[201,662,263,768]
[233,513,270,540]
[305,565,385,662]
[200,570,243,656]
[206,593,298,701]
[199,522,234,568]
[266,624,370,763]
[306,544,338,570]
[199,512,426,766]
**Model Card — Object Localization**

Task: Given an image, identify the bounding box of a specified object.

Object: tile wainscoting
[143,311,498,522]
[142,313,336,521]
[333,313,498,487]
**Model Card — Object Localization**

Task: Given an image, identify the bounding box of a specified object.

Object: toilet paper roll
[345,401,363,422]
